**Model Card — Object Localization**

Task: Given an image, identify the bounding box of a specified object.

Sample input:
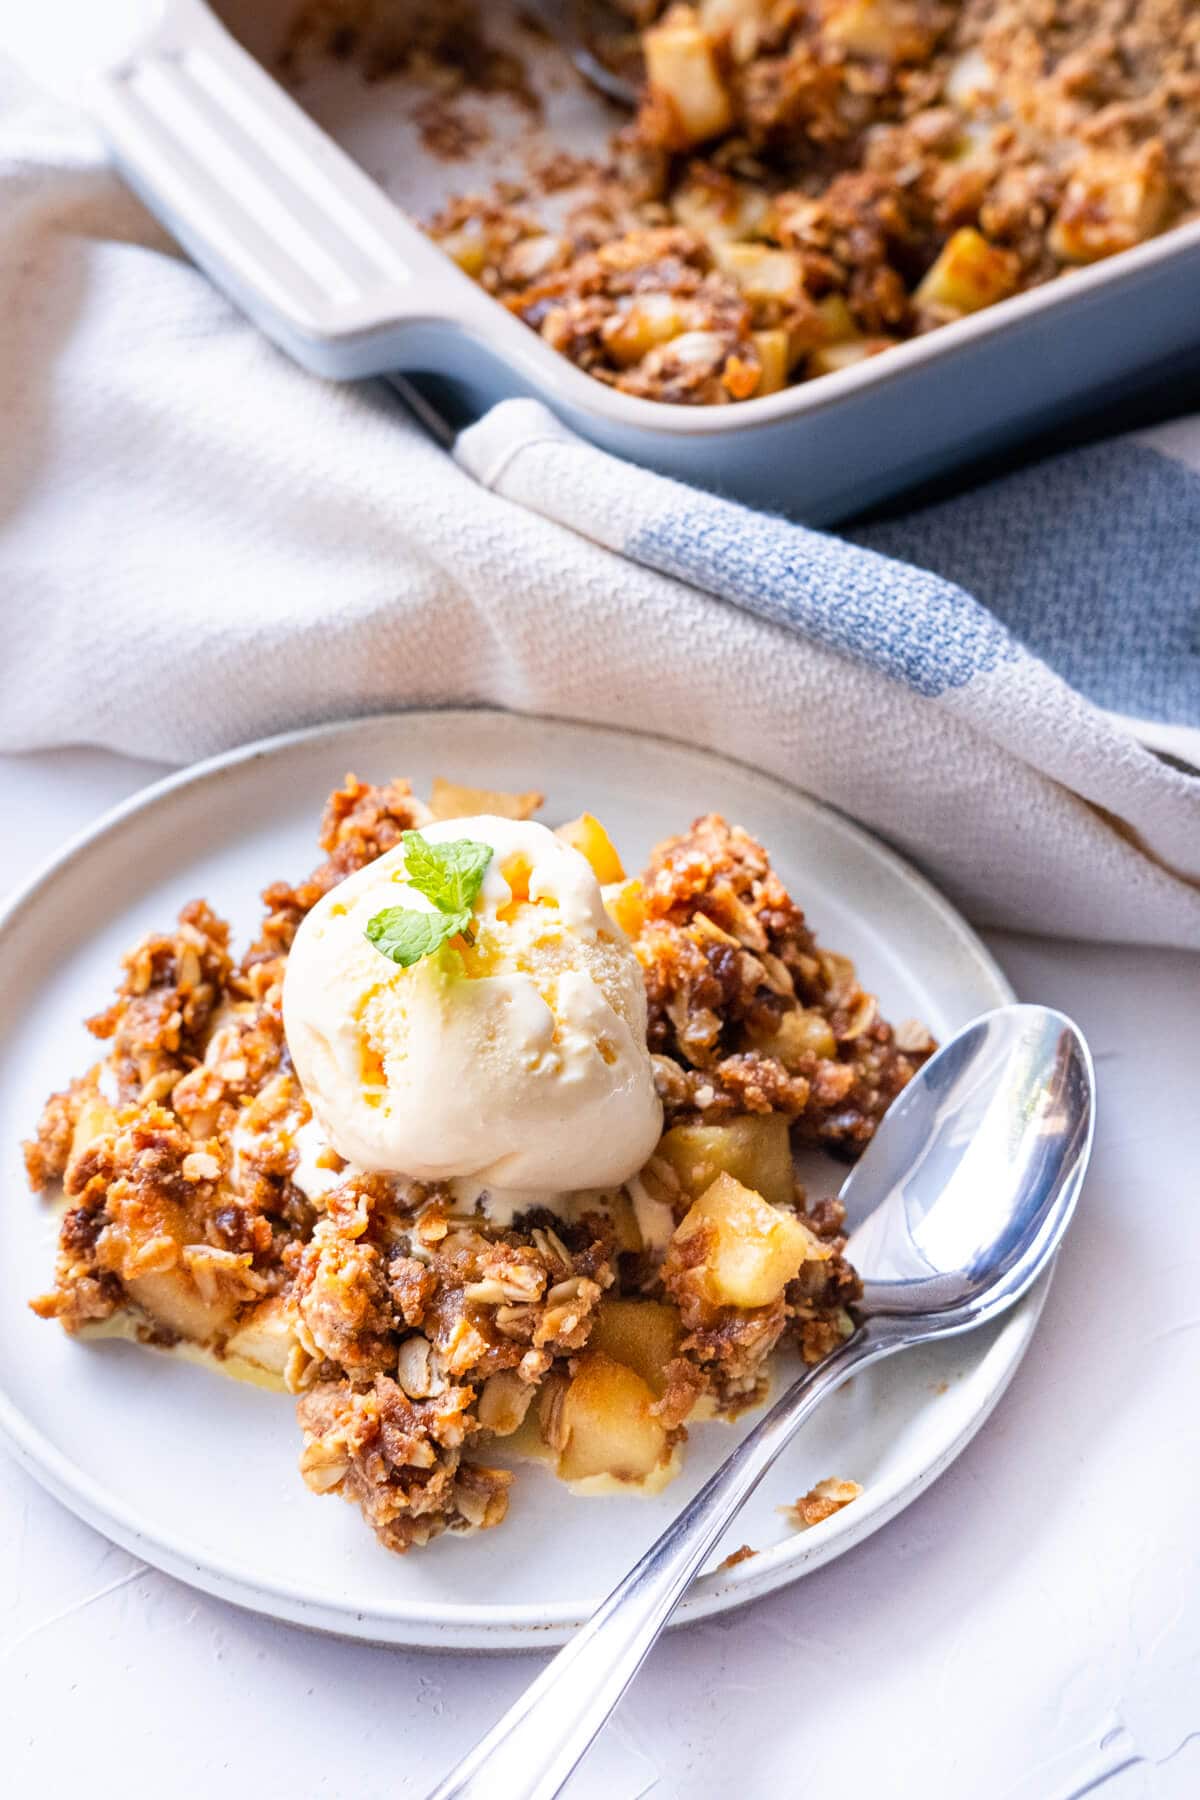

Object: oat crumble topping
[781,1475,864,1527]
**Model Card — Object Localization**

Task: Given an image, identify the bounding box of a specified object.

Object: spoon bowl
[523,0,644,108]
[429,1003,1095,1800]
[845,1004,1094,1329]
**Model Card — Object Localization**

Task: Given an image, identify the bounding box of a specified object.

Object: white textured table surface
[2,747,1197,1800]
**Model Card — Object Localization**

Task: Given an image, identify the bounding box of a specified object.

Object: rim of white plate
[0,708,1031,1649]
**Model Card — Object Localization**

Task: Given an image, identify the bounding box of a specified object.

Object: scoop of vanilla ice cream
[282,815,662,1191]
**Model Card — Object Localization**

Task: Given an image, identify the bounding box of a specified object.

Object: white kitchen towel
[1,64,1198,947]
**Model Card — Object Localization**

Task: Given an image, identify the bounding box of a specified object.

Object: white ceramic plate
[0,710,1026,1650]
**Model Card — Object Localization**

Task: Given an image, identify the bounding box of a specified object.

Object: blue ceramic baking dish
[87,0,1200,522]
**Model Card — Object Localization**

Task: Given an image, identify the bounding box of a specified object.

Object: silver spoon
[427,1003,1094,1800]
[523,0,643,108]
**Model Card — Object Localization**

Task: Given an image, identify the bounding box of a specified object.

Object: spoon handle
[426,1324,893,1800]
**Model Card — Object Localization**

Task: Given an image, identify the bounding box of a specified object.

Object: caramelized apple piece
[814,293,856,342]
[68,1089,117,1168]
[749,1007,837,1067]
[1048,145,1169,264]
[556,813,626,884]
[808,336,896,377]
[643,5,734,147]
[752,328,790,395]
[477,1368,536,1437]
[672,1172,829,1309]
[556,1351,670,1483]
[657,1115,795,1210]
[602,294,691,367]
[820,0,932,61]
[124,1269,240,1343]
[915,227,1020,314]
[224,1296,296,1382]
[587,1298,681,1396]
[429,777,543,821]
[712,242,804,306]
[603,877,647,938]
[671,170,773,243]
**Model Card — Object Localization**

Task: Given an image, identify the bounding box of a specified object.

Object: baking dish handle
[85,0,477,379]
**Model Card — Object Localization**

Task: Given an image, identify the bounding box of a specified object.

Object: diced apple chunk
[68,1089,117,1167]
[807,335,896,376]
[1048,146,1169,264]
[602,293,691,367]
[752,328,791,395]
[699,0,770,61]
[502,234,570,285]
[438,227,489,280]
[672,1172,829,1309]
[786,291,856,361]
[588,1298,681,1395]
[751,1007,837,1066]
[821,0,930,61]
[125,1268,239,1343]
[915,227,1020,313]
[671,173,773,243]
[224,1296,296,1380]
[657,1115,795,1210]
[644,6,734,148]
[713,242,804,305]
[477,1368,535,1436]
[556,813,626,883]
[815,293,856,342]
[429,777,543,821]
[556,1351,670,1483]
[603,877,647,939]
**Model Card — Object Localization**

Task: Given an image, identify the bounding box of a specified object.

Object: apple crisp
[25,776,933,1555]
[320,0,1198,404]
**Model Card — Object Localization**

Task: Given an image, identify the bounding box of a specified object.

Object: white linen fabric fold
[1,66,1198,947]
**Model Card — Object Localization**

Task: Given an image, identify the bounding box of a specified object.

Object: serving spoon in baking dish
[523,0,643,107]
[426,1002,1094,1800]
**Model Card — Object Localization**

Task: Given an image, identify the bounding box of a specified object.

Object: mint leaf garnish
[364,833,494,969]
[401,830,493,917]
[364,905,471,968]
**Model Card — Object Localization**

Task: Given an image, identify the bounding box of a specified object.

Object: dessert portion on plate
[403,0,1200,404]
[25,775,934,1554]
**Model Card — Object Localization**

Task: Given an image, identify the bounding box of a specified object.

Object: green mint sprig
[401,831,493,917]
[364,831,493,969]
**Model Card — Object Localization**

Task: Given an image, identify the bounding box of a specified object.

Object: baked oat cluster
[25,776,933,1555]
[418,0,1199,402]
